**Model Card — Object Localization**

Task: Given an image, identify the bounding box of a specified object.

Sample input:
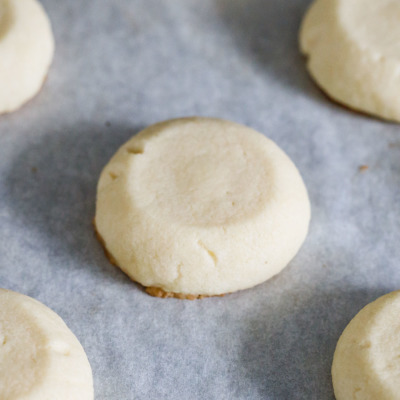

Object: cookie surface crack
[197,240,218,266]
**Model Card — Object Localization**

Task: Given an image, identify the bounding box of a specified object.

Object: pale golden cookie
[300,0,400,122]
[0,0,54,113]
[332,291,400,400]
[95,117,311,298]
[0,289,94,399]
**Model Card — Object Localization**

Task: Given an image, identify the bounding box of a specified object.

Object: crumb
[358,165,369,172]
[105,121,111,127]
[31,167,37,173]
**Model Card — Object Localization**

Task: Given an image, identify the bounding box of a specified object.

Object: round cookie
[332,291,400,400]
[300,0,400,122]
[95,117,311,298]
[0,0,54,114]
[0,288,93,399]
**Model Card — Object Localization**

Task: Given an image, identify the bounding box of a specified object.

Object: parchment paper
[1,0,400,398]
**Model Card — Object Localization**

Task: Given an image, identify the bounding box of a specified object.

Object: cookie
[95,117,311,298]
[0,289,93,399]
[300,0,400,122]
[332,291,400,400]
[0,0,54,114]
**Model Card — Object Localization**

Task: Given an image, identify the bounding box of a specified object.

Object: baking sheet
[1,0,400,398]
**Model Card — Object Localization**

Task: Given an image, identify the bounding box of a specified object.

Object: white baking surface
[1,0,399,398]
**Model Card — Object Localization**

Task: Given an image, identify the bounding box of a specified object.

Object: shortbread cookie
[300,0,400,122]
[0,289,93,399]
[0,0,54,114]
[332,291,400,400]
[95,117,310,298]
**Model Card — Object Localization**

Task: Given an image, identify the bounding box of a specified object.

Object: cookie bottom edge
[93,218,227,300]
